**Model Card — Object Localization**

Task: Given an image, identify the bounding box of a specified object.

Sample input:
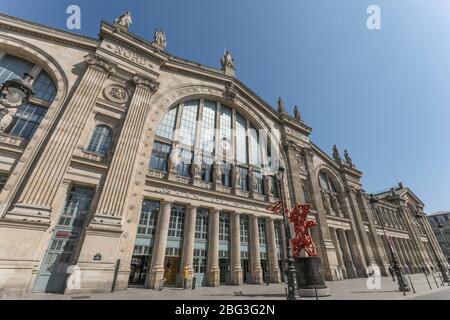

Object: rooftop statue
[115,11,132,30]
[154,28,167,49]
[294,105,301,121]
[221,50,235,70]
[277,97,285,113]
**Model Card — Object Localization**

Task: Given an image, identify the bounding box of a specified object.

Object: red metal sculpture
[266,201,318,257]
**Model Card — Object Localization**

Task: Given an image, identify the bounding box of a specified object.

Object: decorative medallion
[103,85,129,104]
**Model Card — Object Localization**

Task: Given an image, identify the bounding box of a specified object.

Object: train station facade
[0,13,446,297]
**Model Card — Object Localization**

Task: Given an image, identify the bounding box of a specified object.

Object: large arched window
[86,125,113,156]
[149,98,277,194]
[0,53,57,140]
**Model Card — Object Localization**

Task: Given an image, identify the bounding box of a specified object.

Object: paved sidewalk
[13,273,450,300]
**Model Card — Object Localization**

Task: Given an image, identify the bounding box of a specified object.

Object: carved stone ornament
[133,75,160,92]
[103,85,129,104]
[225,82,237,101]
[114,11,132,30]
[85,55,117,75]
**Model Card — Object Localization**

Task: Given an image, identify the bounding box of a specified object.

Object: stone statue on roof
[115,11,132,30]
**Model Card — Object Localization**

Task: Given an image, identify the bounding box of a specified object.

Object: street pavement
[11,273,450,300]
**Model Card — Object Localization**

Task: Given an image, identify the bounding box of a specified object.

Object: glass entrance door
[33,186,94,293]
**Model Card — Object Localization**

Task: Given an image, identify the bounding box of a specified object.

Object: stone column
[3,55,115,223]
[148,201,172,289]
[207,209,220,286]
[302,148,340,280]
[421,215,449,267]
[399,238,415,273]
[249,215,263,284]
[392,237,407,271]
[357,192,390,276]
[405,239,421,273]
[266,218,281,283]
[230,212,243,285]
[330,228,346,280]
[347,188,376,267]
[181,205,197,288]
[337,229,357,278]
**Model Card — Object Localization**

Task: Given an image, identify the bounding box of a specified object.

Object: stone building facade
[427,212,450,264]
[0,13,447,297]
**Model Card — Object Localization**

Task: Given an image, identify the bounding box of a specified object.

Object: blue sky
[1,0,449,213]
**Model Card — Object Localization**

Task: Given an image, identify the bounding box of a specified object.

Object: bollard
[111,259,121,293]
[314,287,319,301]
[424,273,432,290]
[437,272,444,286]
[431,272,439,288]
[192,275,197,290]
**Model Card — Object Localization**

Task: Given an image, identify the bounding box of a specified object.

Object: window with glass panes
[220,105,232,154]
[86,125,113,156]
[176,148,193,177]
[201,155,213,182]
[193,249,207,273]
[156,107,177,140]
[239,167,248,191]
[254,171,263,194]
[200,100,216,154]
[319,172,337,192]
[137,200,160,235]
[274,222,283,247]
[222,163,232,187]
[149,141,171,172]
[271,176,280,198]
[240,215,249,243]
[249,127,260,166]
[0,174,7,191]
[195,209,209,240]
[219,213,230,241]
[179,100,199,146]
[258,218,267,245]
[236,113,248,163]
[0,54,56,140]
[168,205,185,238]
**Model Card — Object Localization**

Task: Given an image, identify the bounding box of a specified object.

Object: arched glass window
[0,54,57,140]
[149,98,275,192]
[319,171,337,192]
[86,125,113,156]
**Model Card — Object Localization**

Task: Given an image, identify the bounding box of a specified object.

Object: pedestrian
[183,266,189,290]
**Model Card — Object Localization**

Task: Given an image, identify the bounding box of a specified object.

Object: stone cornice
[0,13,98,51]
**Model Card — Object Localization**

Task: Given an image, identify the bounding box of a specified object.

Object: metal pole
[431,271,439,288]
[277,170,300,300]
[424,271,432,290]
[407,275,416,294]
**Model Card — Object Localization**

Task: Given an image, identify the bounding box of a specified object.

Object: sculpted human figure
[294,105,301,121]
[344,149,353,166]
[332,145,340,162]
[277,97,285,113]
[213,162,223,183]
[115,11,132,29]
[221,51,235,69]
[0,107,17,132]
[154,28,167,49]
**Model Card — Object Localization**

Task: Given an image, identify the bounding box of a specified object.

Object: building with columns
[0,13,447,297]
[427,212,450,264]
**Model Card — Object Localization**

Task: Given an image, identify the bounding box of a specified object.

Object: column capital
[85,54,117,75]
[160,200,173,206]
[132,75,160,92]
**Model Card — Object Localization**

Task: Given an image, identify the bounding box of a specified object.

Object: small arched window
[319,171,337,192]
[86,125,113,156]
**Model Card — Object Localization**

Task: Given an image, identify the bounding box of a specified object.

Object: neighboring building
[0,12,446,297]
[427,211,450,264]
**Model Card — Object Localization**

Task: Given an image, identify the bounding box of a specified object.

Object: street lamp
[0,73,34,124]
[369,194,410,292]
[275,166,301,300]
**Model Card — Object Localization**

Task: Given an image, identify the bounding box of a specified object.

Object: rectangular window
[235,113,248,163]
[168,205,185,238]
[240,215,249,243]
[193,249,207,274]
[200,100,216,154]
[254,171,263,194]
[239,167,248,191]
[219,213,230,242]
[271,176,280,198]
[220,105,232,155]
[195,208,209,240]
[57,186,94,228]
[179,100,199,146]
[149,141,171,172]
[137,200,160,236]
[274,222,283,247]
[249,127,260,166]
[222,163,232,187]
[176,149,193,177]
[156,107,177,140]
[7,103,47,140]
[201,155,213,183]
[0,174,7,191]
[258,218,267,245]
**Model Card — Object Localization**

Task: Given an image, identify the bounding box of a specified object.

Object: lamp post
[369,195,410,292]
[275,166,300,300]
